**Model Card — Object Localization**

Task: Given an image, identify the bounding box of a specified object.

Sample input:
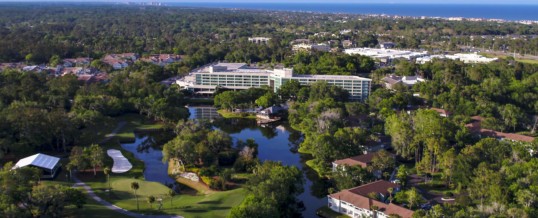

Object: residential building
[103,53,138,70]
[62,57,92,67]
[248,37,271,44]
[257,106,284,120]
[328,180,414,218]
[177,63,372,101]
[332,152,376,171]
[430,108,451,117]
[465,116,535,143]
[12,153,61,179]
[140,54,182,66]
[382,74,425,89]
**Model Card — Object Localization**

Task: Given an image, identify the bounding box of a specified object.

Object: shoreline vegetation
[217,109,257,119]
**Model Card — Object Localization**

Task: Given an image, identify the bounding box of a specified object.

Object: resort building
[328,180,414,218]
[176,63,372,101]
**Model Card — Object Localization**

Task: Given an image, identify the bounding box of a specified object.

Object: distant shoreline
[165,2,538,22]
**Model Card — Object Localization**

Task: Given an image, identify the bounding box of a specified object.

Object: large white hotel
[176,63,372,101]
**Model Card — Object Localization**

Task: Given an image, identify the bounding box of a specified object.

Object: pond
[120,135,177,187]
[120,107,328,217]
[190,107,328,218]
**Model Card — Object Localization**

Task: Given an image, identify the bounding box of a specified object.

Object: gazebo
[12,153,61,179]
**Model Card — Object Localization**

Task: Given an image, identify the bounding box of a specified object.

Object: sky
[0,0,537,4]
[168,0,538,4]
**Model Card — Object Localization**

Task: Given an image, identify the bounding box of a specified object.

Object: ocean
[168,2,538,21]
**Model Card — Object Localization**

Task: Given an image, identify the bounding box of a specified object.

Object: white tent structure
[12,153,61,179]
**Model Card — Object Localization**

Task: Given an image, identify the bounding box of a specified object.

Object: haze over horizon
[0,0,537,5]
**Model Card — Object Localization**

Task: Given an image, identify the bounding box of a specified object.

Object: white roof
[13,153,60,170]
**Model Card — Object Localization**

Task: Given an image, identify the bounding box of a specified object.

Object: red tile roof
[333,152,377,168]
[465,116,535,143]
[329,181,413,218]
[430,107,451,116]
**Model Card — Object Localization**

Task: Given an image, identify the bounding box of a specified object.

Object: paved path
[73,177,183,218]
[100,121,127,144]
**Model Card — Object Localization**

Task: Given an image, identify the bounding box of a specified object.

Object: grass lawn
[74,114,246,217]
[78,113,165,146]
[516,59,538,65]
[64,194,132,218]
[217,109,256,119]
[316,206,350,218]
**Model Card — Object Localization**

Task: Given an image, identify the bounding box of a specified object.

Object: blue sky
[0,0,537,4]
[143,0,536,4]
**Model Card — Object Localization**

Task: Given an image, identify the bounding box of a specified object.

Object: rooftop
[465,116,535,143]
[333,152,377,168]
[329,181,413,218]
[12,153,60,170]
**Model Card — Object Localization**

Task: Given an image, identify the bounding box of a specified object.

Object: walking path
[72,177,183,218]
[100,121,127,144]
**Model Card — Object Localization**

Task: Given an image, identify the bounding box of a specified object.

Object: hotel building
[176,63,372,101]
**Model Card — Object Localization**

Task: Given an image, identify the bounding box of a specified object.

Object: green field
[217,109,257,119]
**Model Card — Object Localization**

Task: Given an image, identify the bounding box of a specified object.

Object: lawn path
[72,177,183,218]
[100,121,127,144]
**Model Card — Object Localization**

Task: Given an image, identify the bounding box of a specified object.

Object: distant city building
[292,43,331,52]
[382,74,425,89]
[342,40,354,48]
[379,42,396,49]
[344,48,428,61]
[328,180,414,218]
[416,53,497,64]
[248,37,271,44]
[176,63,372,101]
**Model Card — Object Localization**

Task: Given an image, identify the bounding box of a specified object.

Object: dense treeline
[1,3,538,65]
[0,164,86,217]
[0,64,188,159]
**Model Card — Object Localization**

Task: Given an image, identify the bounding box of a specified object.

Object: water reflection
[189,107,328,218]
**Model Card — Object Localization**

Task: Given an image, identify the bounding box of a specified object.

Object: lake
[120,107,327,217]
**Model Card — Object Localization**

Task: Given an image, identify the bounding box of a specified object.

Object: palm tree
[131,182,140,211]
[147,195,156,209]
[168,190,176,208]
[387,187,394,203]
[103,167,111,190]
